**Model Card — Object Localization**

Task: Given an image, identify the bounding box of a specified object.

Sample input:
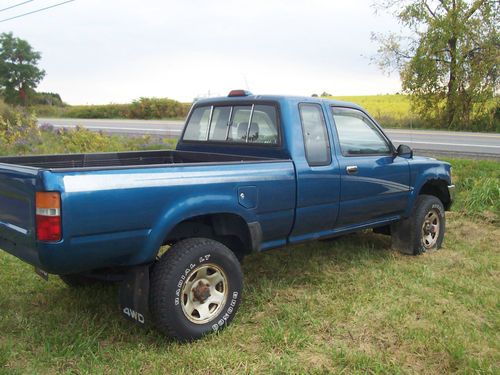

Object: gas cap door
[238,186,257,209]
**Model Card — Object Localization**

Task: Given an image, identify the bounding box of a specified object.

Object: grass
[0,158,499,374]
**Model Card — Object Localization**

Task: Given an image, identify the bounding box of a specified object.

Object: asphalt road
[38,118,500,160]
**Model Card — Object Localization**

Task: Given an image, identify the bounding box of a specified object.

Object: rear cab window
[182,103,280,145]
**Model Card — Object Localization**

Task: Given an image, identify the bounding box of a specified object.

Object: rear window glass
[183,104,279,145]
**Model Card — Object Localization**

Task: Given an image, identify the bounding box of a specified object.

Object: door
[289,103,341,242]
[330,107,410,227]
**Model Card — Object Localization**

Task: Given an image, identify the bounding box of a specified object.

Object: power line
[0,0,35,13]
[0,0,75,23]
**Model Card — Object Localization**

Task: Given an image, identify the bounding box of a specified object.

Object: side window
[332,107,391,156]
[299,103,331,166]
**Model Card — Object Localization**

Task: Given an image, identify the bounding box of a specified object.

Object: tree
[0,32,45,106]
[372,0,499,129]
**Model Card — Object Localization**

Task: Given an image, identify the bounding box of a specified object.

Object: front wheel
[150,238,243,341]
[391,194,446,255]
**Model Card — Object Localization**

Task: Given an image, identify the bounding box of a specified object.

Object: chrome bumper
[448,184,456,203]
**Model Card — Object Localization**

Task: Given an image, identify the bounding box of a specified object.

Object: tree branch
[465,0,485,20]
[423,0,437,19]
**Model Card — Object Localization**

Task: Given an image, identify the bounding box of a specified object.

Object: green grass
[0,159,499,374]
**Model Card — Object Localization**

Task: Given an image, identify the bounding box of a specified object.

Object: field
[332,95,412,120]
[0,157,498,374]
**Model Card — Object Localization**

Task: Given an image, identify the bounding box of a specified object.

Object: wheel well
[418,179,451,210]
[163,213,253,259]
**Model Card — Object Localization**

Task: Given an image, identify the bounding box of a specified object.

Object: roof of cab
[193,94,365,111]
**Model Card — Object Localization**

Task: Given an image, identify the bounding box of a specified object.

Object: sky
[1,0,403,104]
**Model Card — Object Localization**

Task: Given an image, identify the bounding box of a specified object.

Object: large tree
[0,32,45,106]
[373,0,499,129]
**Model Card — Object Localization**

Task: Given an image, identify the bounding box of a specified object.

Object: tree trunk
[446,36,457,126]
[445,0,458,127]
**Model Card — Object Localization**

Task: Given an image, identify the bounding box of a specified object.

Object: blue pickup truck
[0,91,454,341]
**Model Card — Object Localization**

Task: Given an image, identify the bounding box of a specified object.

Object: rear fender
[129,195,257,264]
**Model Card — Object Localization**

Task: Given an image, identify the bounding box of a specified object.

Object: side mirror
[396,144,413,159]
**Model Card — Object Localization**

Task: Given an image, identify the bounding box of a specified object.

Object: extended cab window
[331,107,391,156]
[299,103,331,166]
[183,104,279,145]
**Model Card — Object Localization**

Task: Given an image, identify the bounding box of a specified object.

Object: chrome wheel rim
[421,209,440,249]
[180,264,228,324]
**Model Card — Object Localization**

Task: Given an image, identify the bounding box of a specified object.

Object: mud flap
[390,218,415,255]
[119,264,151,326]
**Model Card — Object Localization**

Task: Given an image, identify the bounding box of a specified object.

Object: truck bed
[0,149,295,274]
[0,149,276,170]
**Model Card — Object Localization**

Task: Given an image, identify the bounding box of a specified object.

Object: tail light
[36,192,61,242]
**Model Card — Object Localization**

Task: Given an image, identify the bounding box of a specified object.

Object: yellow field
[329,94,412,120]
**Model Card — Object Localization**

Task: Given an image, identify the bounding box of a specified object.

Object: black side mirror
[396,144,413,159]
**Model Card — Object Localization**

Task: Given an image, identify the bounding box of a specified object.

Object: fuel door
[238,186,257,209]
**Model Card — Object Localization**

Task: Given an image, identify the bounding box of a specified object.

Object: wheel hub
[192,280,211,303]
[180,264,229,324]
[421,209,440,249]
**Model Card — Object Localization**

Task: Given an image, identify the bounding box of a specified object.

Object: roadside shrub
[30,92,64,106]
[129,97,190,119]
[63,104,129,119]
[1,100,176,156]
[0,101,41,155]
[33,98,191,120]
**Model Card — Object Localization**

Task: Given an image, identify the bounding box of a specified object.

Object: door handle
[346,165,358,174]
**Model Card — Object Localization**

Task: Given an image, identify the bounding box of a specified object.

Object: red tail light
[36,192,61,242]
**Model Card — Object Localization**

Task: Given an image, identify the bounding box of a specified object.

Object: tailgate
[0,163,40,266]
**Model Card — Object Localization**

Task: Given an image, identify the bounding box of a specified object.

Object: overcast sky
[1,0,402,104]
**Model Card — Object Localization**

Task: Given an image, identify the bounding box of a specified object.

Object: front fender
[404,159,452,217]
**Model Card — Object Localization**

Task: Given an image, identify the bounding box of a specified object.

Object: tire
[150,238,243,341]
[392,194,445,255]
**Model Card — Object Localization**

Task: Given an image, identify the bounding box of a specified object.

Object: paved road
[38,118,500,159]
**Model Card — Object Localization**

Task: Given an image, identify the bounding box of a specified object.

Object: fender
[404,159,452,217]
[127,193,259,265]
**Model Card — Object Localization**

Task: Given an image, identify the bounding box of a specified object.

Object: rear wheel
[150,238,243,341]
